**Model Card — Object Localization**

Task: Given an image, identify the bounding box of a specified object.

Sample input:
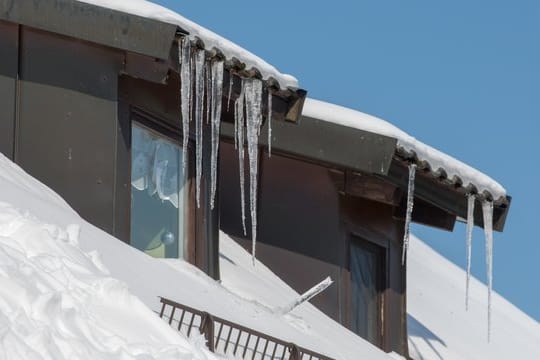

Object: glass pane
[130,123,186,259]
[350,240,381,346]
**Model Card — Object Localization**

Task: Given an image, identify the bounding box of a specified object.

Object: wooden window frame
[347,234,387,348]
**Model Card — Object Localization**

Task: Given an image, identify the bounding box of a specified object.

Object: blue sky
[155,0,540,322]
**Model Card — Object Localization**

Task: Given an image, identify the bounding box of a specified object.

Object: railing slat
[178,309,186,331]
[224,326,233,353]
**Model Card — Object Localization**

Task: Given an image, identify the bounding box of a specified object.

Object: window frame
[346,234,387,348]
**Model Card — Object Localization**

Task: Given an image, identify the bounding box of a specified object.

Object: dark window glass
[130,123,187,258]
[350,238,383,346]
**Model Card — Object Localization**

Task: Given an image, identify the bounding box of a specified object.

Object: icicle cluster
[465,194,475,311]
[232,77,268,265]
[179,39,225,210]
[402,163,417,265]
[482,200,494,342]
[178,37,271,266]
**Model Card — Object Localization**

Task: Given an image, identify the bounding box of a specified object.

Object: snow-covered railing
[158,297,334,360]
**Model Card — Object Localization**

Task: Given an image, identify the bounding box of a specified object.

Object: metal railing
[158,297,335,360]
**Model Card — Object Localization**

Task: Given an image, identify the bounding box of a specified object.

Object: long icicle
[206,62,212,125]
[236,81,247,236]
[180,38,192,173]
[244,78,263,266]
[267,90,272,157]
[402,163,417,265]
[482,200,494,342]
[194,49,205,208]
[210,60,224,210]
[466,194,476,311]
[227,73,234,112]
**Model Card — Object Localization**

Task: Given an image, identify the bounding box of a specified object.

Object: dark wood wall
[0,21,17,159]
[0,24,125,235]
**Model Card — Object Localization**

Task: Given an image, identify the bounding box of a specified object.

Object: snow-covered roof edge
[77,0,298,89]
[302,98,507,201]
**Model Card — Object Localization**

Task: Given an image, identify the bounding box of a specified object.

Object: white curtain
[131,126,183,208]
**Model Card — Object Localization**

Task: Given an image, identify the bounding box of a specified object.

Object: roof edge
[0,0,178,59]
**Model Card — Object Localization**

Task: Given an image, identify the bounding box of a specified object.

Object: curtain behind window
[350,239,381,346]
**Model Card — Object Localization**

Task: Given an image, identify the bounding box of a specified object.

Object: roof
[302,98,511,231]
[303,98,506,201]
[0,0,297,90]
[80,0,297,89]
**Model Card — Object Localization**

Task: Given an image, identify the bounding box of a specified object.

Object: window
[350,237,384,347]
[130,122,187,258]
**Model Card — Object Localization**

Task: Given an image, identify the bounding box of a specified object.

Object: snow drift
[0,202,215,360]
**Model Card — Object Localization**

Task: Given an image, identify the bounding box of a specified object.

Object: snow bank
[77,0,297,89]
[407,235,540,360]
[0,154,389,359]
[302,98,506,200]
[0,202,216,360]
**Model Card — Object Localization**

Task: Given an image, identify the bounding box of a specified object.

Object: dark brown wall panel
[220,144,344,320]
[17,28,123,233]
[233,236,342,321]
[0,21,18,159]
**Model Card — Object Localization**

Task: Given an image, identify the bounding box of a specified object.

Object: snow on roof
[407,235,540,360]
[302,98,507,201]
[0,153,390,360]
[77,0,298,89]
[0,205,215,358]
[218,228,540,359]
[218,232,395,360]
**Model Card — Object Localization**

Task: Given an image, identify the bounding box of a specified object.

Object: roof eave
[383,156,511,232]
[0,0,178,59]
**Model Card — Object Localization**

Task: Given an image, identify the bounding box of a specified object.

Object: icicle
[401,163,417,265]
[244,78,263,266]
[180,38,192,173]
[279,277,333,315]
[267,90,272,157]
[206,62,212,125]
[235,82,247,236]
[210,60,224,210]
[194,49,206,208]
[465,194,476,311]
[227,73,234,112]
[482,200,494,342]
